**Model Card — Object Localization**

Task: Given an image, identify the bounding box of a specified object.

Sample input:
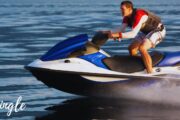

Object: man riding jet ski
[69,32,178,74]
[25,33,180,97]
[101,0,166,74]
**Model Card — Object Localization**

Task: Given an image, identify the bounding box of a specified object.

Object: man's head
[120,0,133,17]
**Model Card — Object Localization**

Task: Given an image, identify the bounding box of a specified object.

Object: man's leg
[128,33,145,56]
[139,39,153,73]
[139,26,166,74]
[128,40,142,56]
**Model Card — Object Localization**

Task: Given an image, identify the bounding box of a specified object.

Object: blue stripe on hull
[157,51,180,66]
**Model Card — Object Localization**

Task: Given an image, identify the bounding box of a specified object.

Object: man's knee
[139,45,147,53]
[128,43,138,51]
[128,45,138,56]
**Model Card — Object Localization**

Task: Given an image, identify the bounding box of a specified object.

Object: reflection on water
[35,97,180,120]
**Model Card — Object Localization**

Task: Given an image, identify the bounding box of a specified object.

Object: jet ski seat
[103,51,164,73]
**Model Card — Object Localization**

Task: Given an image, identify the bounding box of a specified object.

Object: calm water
[0,0,180,119]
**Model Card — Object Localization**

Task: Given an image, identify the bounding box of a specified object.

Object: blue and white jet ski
[25,34,180,97]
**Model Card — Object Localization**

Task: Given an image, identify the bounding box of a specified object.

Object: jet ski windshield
[40,34,88,61]
[40,32,109,61]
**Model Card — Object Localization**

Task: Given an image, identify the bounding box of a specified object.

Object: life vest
[126,8,161,34]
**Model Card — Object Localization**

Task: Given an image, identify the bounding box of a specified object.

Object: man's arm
[122,15,148,38]
[111,15,148,39]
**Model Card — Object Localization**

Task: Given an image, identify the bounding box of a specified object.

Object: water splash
[125,77,180,105]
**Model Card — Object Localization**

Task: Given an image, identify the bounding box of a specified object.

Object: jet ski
[25,33,180,97]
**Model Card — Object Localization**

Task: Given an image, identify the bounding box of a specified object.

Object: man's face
[120,5,132,17]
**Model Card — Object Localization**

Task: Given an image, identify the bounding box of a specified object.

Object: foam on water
[121,77,180,105]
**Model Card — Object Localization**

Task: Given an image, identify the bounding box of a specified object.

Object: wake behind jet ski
[25,33,180,97]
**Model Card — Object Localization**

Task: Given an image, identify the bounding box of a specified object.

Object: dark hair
[121,0,133,9]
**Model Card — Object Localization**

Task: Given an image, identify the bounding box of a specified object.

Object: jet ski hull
[26,66,172,98]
